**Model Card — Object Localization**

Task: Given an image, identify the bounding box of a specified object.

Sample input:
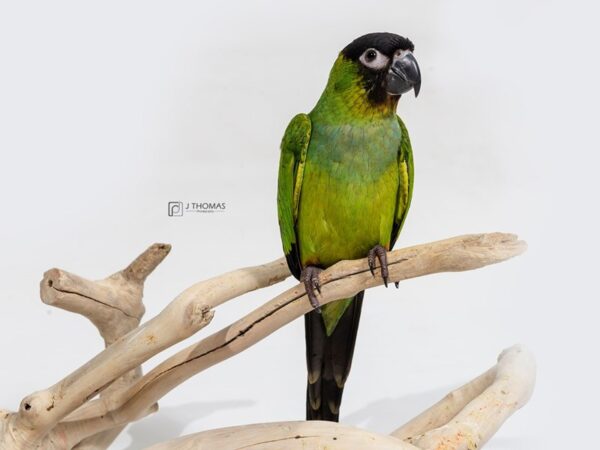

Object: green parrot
[277,32,420,421]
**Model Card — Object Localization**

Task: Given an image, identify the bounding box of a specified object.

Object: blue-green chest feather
[296,117,401,267]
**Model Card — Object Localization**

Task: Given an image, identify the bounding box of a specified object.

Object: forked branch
[0,232,529,450]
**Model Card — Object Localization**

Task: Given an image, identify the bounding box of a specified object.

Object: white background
[1,1,598,448]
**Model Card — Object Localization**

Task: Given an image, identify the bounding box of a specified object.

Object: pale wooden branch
[40,243,171,345]
[84,233,526,433]
[0,244,171,449]
[40,244,170,449]
[391,369,497,441]
[147,421,419,450]
[145,346,535,450]
[0,232,530,450]
[1,254,289,449]
[401,345,536,449]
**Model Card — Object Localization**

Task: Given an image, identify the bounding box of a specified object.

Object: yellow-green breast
[297,116,401,267]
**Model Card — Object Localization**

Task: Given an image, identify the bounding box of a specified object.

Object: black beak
[386,51,421,97]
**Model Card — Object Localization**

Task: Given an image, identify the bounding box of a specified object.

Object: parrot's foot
[367,244,394,288]
[301,266,323,313]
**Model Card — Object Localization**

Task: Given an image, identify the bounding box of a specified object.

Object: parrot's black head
[340,32,421,104]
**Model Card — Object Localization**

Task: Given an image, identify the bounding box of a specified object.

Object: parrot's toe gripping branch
[368,244,391,287]
[301,266,323,313]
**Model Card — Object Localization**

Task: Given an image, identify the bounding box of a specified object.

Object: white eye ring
[359,48,389,70]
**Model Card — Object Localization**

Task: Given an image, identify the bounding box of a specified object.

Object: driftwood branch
[0,233,531,449]
[397,345,536,449]
[4,244,170,449]
[146,345,535,450]
[148,421,418,450]
[41,243,171,344]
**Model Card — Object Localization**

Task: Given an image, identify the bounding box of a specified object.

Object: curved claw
[301,266,323,313]
[312,275,321,294]
[367,245,390,287]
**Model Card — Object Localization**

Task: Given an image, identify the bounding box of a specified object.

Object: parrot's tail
[305,291,364,421]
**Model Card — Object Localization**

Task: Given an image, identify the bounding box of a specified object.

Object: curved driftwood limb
[145,346,535,450]
[40,244,170,449]
[88,233,526,429]
[68,255,289,450]
[0,233,530,450]
[1,254,290,449]
[51,403,159,450]
[147,421,420,450]
[40,243,171,345]
[401,345,536,450]
[0,244,171,449]
[391,369,497,441]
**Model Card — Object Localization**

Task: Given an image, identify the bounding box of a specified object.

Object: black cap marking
[342,32,415,60]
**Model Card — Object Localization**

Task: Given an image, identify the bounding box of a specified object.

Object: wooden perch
[0,233,531,450]
[40,243,171,344]
[397,345,536,449]
[43,244,169,449]
[146,345,535,450]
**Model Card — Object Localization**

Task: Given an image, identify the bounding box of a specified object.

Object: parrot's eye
[359,48,389,70]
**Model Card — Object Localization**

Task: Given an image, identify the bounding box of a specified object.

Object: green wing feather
[390,116,414,249]
[277,113,312,279]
